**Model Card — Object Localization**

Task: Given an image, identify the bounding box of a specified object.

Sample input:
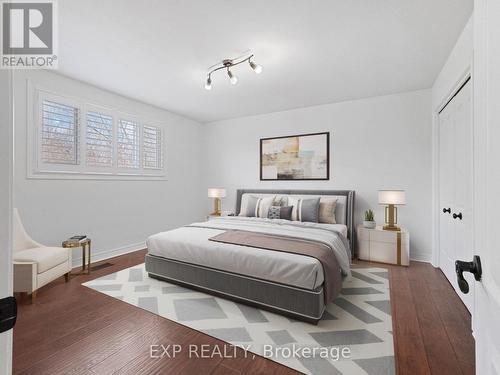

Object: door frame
[0,70,14,375]
[472,0,500,371]
[431,68,475,317]
[432,67,471,265]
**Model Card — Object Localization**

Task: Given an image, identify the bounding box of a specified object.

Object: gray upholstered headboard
[235,189,355,255]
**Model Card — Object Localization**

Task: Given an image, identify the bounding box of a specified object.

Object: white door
[0,71,14,373]
[473,0,500,373]
[438,79,474,312]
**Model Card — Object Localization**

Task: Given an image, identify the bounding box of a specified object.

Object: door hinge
[0,296,17,333]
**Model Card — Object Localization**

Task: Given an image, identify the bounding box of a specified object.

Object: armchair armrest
[13,261,37,293]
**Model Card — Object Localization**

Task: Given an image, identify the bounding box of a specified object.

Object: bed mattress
[147,217,349,291]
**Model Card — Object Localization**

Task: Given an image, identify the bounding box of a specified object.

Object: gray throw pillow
[300,198,321,223]
[243,195,259,217]
[279,206,293,221]
[267,205,293,220]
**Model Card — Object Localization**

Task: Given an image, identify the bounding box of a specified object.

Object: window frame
[28,84,167,180]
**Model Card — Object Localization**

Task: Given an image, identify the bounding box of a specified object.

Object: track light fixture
[204,52,262,90]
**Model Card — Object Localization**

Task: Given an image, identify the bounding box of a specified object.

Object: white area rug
[83,264,394,375]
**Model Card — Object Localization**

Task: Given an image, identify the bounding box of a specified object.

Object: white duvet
[147,216,351,290]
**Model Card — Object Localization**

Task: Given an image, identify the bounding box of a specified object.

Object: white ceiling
[58,0,472,123]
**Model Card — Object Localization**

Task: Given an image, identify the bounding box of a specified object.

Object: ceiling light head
[205,75,212,90]
[249,60,263,74]
[227,69,238,85]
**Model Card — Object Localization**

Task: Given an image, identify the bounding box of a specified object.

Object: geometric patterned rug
[83,264,394,375]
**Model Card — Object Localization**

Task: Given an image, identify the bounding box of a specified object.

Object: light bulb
[205,76,212,90]
[249,60,263,74]
[227,69,238,85]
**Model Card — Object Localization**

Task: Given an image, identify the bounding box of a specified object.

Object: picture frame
[260,132,330,181]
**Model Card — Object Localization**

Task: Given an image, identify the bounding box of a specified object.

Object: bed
[145,189,355,324]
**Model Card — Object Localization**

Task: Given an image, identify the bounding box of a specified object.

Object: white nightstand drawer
[370,242,397,264]
[358,240,370,260]
[369,229,397,244]
[358,228,370,241]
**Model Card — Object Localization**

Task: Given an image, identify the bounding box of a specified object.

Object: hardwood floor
[13,251,474,375]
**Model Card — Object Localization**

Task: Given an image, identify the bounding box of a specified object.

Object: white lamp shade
[378,190,406,205]
[208,188,226,198]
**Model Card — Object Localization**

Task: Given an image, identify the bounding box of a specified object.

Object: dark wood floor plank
[89,316,198,375]
[389,264,432,375]
[13,298,129,374]
[18,309,159,375]
[424,265,475,375]
[12,251,474,375]
[406,262,464,375]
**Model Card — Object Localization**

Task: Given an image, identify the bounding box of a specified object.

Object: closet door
[439,95,456,296]
[438,79,473,312]
[452,81,473,311]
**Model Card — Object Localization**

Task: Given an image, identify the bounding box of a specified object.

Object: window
[86,111,113,167]
[143,125,163,169]
[117,119,140,169]
[32,88,166,179]
[41,100,79,165]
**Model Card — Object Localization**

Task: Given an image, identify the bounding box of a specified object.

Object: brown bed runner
[209,230,342,303]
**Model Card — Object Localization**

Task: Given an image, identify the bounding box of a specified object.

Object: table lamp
[378,190,406,231]
[208,188,226,216]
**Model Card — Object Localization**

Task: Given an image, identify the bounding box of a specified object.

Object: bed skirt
[145,254,325,324]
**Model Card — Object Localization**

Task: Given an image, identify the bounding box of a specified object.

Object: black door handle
[455,255,482,294]
[0,296,17,333]
[453,212,463,220]
[443,208,451,214]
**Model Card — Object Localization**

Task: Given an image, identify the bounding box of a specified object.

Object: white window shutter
[41,100,79,165]
[143,125,163,169]
[86,111,113,167]
[117,119,140,168]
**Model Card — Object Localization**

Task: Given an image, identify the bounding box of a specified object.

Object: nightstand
[357,226,409,266]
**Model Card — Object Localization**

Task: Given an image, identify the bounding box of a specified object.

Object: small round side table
[62,238,92,274]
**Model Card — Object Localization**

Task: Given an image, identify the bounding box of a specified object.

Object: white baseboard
[71,241,145,269]
[410,252,432,263]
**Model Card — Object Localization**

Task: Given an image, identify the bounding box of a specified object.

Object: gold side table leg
[87,241,91,274]
[82,244,86,273]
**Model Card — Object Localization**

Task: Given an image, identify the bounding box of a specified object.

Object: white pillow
[239,194,250,216]
[257,196,275,218]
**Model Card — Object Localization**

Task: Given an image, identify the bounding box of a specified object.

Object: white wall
[431,16,473,266]
[203,89,433,261]
[13,71,206,267]
[432,17,473,110]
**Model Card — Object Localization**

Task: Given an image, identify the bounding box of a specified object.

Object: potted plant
[363,209,376,229]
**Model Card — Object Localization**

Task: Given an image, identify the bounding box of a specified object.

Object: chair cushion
[13,247,69,274]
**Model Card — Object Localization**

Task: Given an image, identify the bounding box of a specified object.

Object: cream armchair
[13,209,72,303]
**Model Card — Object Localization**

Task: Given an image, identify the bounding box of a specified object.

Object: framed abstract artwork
[260,132,330,180]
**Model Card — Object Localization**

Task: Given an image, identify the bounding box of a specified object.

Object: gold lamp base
[383,224,401,231]
[383,204,401,231]
[210,197,222,216]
